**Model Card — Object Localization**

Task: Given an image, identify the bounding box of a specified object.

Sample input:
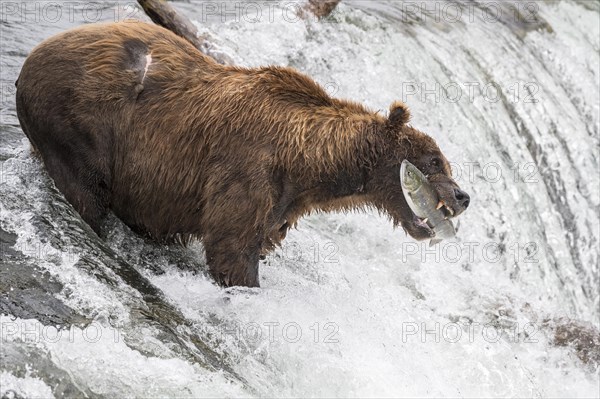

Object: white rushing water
[0,1,599,397]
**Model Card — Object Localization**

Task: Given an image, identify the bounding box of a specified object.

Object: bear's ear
[388,101,411,126]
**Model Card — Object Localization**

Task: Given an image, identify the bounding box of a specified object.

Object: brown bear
[15,21,469,287]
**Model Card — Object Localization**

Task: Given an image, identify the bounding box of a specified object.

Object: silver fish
[400,159,457,246]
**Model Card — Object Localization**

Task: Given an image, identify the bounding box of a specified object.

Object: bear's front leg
[204,233,262,287]
[201,167,273,287]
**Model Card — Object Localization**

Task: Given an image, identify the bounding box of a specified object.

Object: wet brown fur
[16,22,468,287]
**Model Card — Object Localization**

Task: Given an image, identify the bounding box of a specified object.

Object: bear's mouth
[407,213,435,239]
[413,199,456,224]
[412,213,434,230]
[406,198,457,240]
[436,199,455,218]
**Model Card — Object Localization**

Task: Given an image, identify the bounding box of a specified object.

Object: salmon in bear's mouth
[401,160,462,242]
[408,198,456,233]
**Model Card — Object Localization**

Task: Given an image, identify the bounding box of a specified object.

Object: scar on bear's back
[122,38,153,98]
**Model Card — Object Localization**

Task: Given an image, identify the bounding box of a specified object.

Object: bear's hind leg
[30,122,112,235]
[44,152,111,234]
[17,72,112,234]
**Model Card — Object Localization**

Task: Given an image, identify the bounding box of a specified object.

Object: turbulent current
[1,1,599,397]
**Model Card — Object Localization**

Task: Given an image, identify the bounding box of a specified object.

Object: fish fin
[429,238,443,247]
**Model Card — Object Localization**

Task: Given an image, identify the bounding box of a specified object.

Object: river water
[0,1,599,397]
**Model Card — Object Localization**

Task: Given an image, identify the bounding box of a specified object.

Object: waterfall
[1,1,598,397]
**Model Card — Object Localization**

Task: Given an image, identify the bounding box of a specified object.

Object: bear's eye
[430,158,441,169]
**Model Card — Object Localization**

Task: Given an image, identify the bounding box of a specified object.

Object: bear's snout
[428,176,469,219]
[453,188,470,211]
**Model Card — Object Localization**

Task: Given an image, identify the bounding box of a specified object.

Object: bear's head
[367,101,470,240]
